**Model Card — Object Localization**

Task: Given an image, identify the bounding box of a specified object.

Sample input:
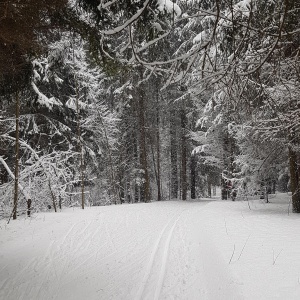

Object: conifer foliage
[0,0,68,93]
[1,0,300,217]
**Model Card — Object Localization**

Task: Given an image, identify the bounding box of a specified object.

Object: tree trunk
[207,176,212,198]
[156,102,162,201]
[138,89,150,203]
[222,130,234,200]
[272,180,276,194]
[74,62,85,209]
[190,154,196,199]
[170,109,178,199]
[213,186,216,196]
[13,91,20,220]
[48,178,57,212]
[181,107,187,201]
[58,196,62,209]
[27,199,32,217]
[133,132,139,203]
[134,185,139,203]
[80,149,85,209]
[289,147,300,213]
[221,177,228,200]
[124,172,129,203]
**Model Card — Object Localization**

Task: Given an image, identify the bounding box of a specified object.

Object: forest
[1,0,300,218]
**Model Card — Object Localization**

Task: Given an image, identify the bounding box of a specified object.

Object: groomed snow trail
[0,201,243,300]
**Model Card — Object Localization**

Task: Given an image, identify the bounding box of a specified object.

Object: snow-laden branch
[98,0,118,10]
[101,0,151,35]
[0,157,30,201]
[31,82,62,110]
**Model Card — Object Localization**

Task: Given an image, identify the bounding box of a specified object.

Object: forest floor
[1,193,300,300]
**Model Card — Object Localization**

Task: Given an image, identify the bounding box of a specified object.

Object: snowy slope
[1,195,300,299]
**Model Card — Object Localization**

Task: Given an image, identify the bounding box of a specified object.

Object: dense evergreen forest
[1,0,300,218]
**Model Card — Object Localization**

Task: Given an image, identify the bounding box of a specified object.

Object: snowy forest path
[0,200,243,300]
[134,209,185,300]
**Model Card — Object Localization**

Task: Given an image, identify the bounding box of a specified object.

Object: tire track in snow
[135,211,184,300]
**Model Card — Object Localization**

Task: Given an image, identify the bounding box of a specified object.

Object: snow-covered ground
[1,193,300,300]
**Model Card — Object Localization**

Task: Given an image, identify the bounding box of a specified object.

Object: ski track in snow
[5,198,300,299]
[134,210,184,300]
[1,202,217,300]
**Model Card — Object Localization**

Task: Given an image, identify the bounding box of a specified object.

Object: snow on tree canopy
[157,0,181,17]
[193,31,208,44]
[31,82,63,110]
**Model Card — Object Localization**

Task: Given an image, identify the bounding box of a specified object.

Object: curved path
[0,201,243,300]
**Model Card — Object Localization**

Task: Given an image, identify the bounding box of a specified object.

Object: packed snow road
[0,201,242,300]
